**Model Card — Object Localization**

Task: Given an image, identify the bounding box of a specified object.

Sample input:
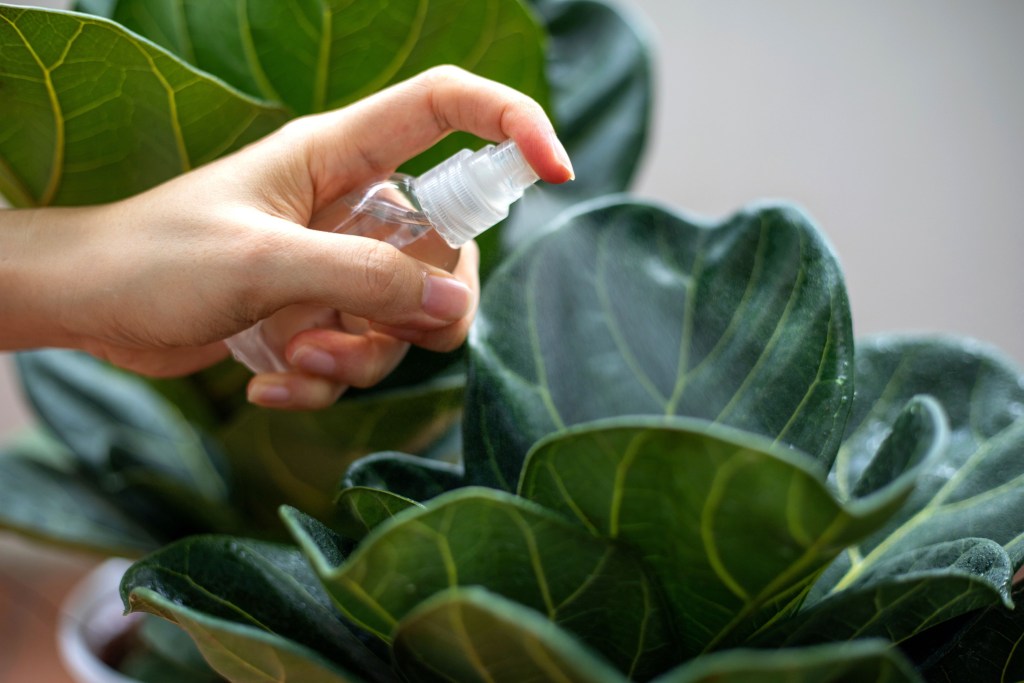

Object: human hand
[0,66,573,410]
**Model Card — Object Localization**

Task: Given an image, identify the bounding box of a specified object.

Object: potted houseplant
[0,0,651,679]
[4,2,1024,682]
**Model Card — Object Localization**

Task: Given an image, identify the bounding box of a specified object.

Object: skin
[0,66,574,410]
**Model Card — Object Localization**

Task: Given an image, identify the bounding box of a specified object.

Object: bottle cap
[413,139,540,247]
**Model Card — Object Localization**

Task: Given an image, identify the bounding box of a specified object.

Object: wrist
[0,203,113,350]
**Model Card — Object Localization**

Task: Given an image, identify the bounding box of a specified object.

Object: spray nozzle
[413,139,539,247]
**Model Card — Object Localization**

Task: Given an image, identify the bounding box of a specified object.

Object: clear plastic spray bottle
[226,139,540,373]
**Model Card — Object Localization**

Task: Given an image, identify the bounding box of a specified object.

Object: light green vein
[683,222,769,383]
[542,460,601,536]
[172,0,197,64]
[775,303,835,445]
[238,0,284,103]
[665,225,707,415]
[1,12,67,205]
[505,508,554,617]
[700,455,750,602]
[335,0,428,107]
[832,420,1024,593]
[608,432,647,538]
[715,225,807,424]
[451,601,497,683]
[129,38,191,172]
[525,250,566,430]
[311,1,330,112]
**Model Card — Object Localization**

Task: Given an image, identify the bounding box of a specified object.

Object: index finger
[300,66,574,200]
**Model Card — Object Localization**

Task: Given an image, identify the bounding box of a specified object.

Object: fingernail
[422,275,472,321]
[290,346,336,376]
[547,129,575,181]
[248,380,291,406]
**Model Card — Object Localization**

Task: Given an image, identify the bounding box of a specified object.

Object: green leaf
[0,5,288,207]
[127,590,367,683]
[118,615,223,683]
[759,537,1012,648]
[491,0,654,272]
[105,0,548,178]
[285,488,676,679]
[219,377,463,530]
[0,429,159,554]
[650,640,922,683]
[830,336,1024,571]
[343,451,465,499]
[333,487,421,542]
[520,411,942,656]
[757,336,1024,647]
[466,199,854,490]
[393,587,627,683]
[122,536,391,682]
[110,0,547,117]
[914,582,1024,681]
[15,350,240,539]
[17,350,228,500]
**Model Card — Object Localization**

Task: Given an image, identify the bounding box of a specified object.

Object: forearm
[0,205,106,350]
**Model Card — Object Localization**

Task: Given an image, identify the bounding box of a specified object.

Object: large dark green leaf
[219,376,463,529]
[104,0,547,177]
[650,640,922,683]
[0,428,159,554]
[520,407,944,656]
[0,4,288,207]
[393,587,626,683]
[285,488,676,679]
[759,537,1012,648]
[109,0,547,116]
[767,337,1024,644]
[122,536,392,682]
[466,199,854,490]
[830,336,1024,570]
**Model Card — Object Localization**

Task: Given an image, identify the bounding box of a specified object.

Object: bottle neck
[413,140,539,247]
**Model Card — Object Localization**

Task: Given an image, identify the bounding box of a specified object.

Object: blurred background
[1,1,1022,680]
[3,0,1023,443]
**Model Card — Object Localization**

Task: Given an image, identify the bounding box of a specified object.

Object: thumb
[249,216,474,329]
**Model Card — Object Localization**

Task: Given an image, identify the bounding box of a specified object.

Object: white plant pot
[57,557,144,683]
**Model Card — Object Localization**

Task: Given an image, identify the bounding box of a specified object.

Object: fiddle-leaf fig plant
[0,0,653,548]
[120,199,1024,681]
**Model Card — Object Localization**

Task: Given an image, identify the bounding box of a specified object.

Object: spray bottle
[225,139,539,373]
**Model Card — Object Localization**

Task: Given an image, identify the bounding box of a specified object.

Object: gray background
[2,0,1023,439]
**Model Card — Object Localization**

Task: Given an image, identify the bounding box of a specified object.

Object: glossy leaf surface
[287,488,675,679]
[467,199,854,489]
[393,587,626,683]
[520,409,943,656]
[761,537,1012,648]
[773,336,1024,646]
[651,640,921,683]
[0,5,287,207]
[105,0,547,177]
[830,336,1024,570]
[122,536,391,682]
